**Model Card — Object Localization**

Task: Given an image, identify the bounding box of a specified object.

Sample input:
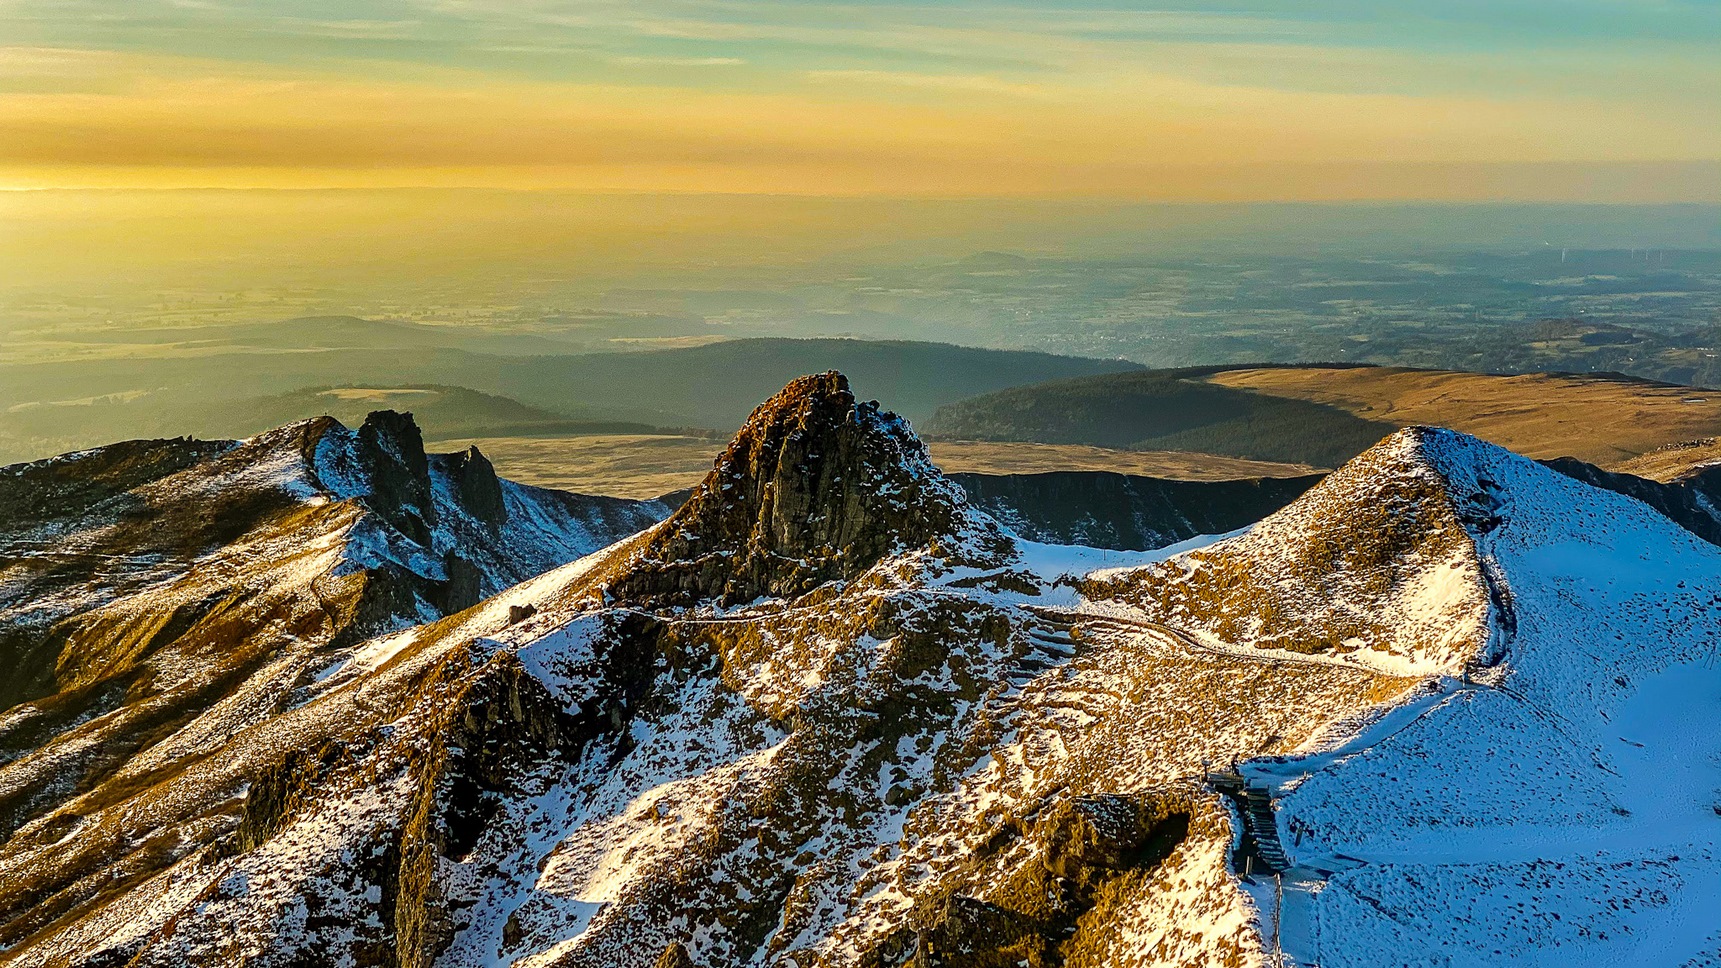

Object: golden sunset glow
[1,1,1716,200]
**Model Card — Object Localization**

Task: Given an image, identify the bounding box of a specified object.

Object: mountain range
[1,372,1718,967]
[0,330,1141,464]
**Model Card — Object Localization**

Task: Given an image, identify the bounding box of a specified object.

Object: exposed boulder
[654,942,697,968]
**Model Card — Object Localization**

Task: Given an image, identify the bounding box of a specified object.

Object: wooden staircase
[1206,770,1290,875]
[1240,786,1290,872]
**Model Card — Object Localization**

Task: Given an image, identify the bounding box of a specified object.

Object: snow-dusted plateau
[1,372,1718,968]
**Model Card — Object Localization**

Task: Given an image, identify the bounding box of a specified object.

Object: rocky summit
[1,377,1720,968]
[611,371,972,606]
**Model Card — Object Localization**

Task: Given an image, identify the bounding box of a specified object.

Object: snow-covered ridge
[1080,427,1496,676]
[9,385,1721,968]
[0,410,680,967]
[1093,426,1721,968]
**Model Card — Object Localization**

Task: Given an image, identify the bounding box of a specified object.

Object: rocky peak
[306,410,440,545]
[610,371,967,606]
[353,410,438,544]
[438,445,508,527]
[1083,425,1498,674]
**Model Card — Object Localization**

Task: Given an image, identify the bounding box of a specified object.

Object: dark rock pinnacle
[610,371,967,606]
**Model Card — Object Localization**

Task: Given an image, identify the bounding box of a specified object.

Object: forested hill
[924,368,1394,469]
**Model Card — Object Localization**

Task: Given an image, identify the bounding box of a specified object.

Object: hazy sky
[2,0,1717,199]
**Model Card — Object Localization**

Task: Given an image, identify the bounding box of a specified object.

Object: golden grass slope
[428,434,720,499]
[1612,437,1721,483]
[1205,366,1721,468]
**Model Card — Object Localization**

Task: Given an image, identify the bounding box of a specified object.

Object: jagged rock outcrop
[611,372,970,606]
[949,470,1321,551]
[441,445,509,526]
[319,409,440,545]
[0,416,677,951]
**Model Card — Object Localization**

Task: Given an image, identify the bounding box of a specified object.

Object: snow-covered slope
[1080,425,1721,966]
[1229,429,1721,967]
[0,412,674,959]
[4,396,1718,968]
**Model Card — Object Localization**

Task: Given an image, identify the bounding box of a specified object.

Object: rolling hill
[481,338,1143,429]
[427,435,1323,500]
[1614,436,1721,482]
[923,368,1395,469]
[1203,365,1721,467]
[926,364,1721,471]
[211,385,677,443]
[0,331,1139,464]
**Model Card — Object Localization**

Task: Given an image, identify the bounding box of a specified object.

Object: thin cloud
[0,0,1714,200]
[273,19,426,40]
[803,68,1055,100]
[609,55,745,66]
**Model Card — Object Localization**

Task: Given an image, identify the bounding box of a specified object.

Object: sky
[1,0,1718,200]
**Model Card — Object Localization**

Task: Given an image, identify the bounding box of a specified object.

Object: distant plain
[432,435,1324,499]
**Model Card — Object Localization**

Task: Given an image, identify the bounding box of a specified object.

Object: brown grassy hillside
[1205,366,1721,468]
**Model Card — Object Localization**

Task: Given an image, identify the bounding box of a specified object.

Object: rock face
[442,445,508,526]
[613,372,968,606]
[350,409,439,545]
[949,470,1322,551]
